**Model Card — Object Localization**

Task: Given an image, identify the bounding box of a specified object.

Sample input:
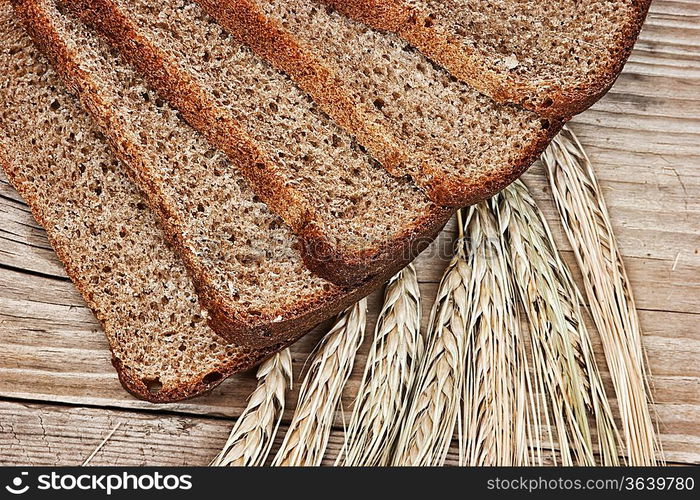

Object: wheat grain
[391,214,468,466]
[542,126,662,465]
[459,202,539,466]
[211,349,292,466]
[272,299,367,466]
[498,180,621,466]
[339,264,423,466]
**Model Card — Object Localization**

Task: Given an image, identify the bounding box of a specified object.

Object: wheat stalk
[497,180,621,466]
[338,264,423,466]
[542,126,662,465]
[272,299,367,466]
[211,349,292,466]
[459,202,539,466]
[390,213,468,466]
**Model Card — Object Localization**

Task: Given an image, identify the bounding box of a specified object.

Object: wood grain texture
[1,400,695,466]
[0,0,698,465]
[0,400,506,466]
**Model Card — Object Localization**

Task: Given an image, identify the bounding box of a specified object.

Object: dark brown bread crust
[13,0,434,353]
[320,0,652,119]
[110,349,272,402]
[199,247,422,346]
[192,0,560,209]
[62,0,449,288]
[298,206,454,286]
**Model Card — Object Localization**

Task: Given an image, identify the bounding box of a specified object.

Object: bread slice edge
[63,0,452,288]
[13,0,405,350]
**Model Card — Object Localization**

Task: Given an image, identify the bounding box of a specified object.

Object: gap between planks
[1,398,696,466]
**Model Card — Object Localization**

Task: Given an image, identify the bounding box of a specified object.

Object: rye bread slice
[0,0,277,402]
[11,0,394,350]
[320,0,652,118]
[195,0,560,207]
[59,0,453,287]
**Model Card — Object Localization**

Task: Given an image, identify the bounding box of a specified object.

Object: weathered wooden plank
[0,183,67,278]
[0,400,498,466]
[1,399,695,466]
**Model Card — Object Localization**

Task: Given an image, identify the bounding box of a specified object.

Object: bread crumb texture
[73,8,343,306]
[118,0,439,251]
[0,2,272,401]
[259,0,554,203]
[402,0,640,89]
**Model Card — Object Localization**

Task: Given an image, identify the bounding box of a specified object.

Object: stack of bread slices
[0,0,650,401]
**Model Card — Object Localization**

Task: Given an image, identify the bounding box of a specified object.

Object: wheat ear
[211,349,292,466]
[459,202,539,466]
[542,126,662,465]
[498,180,621,466]
[272,299,367,466]
[338,264,423,466]
[391,213,468,466]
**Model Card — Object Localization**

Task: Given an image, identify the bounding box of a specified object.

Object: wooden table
[1,1,698,466]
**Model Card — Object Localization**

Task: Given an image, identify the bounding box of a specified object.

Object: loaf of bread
[193,0,561,208]
[0,1,277,401]
[10,0,395,356]
[319,0,651,117]
[60,0,453,289]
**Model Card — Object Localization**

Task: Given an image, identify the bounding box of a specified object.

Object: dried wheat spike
[212,349,292,466]
[391,216,468,466]
[498,180,621,466]
[339,264,423,466]
[459,202,539,466]
[542,126,662,465]
[273,299,367,466]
